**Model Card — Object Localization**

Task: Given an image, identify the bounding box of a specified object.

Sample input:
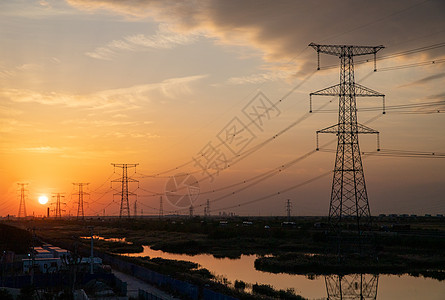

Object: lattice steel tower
[73,183,89,220]
[17,183,28,218]
[309,43,385,252]
[112,163,139,218]
[51,193,65,218]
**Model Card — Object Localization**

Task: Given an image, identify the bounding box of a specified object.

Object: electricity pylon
[111,163,138,218]
[51,193,66,218]
[309,43,385,254]
[325,274,379,300]
[17,183,28,218]
[286,199,292,221]
[73,183,89,220]
[206,199,210,217]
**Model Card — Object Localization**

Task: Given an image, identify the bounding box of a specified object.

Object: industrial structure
[73,183,89,220]
[17,183,28,218]
[111,163,139,218]
[309,43,385,254]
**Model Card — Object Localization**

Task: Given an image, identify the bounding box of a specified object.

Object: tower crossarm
[310,83,384,97]
[310,83,385,113]
[317,123,378,135]
[316,123,380,150]
[309,43,384,57]
[310,84,341,97]
[354,83,385,97]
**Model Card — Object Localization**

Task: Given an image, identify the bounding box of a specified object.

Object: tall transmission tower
[51,193,65,218]
[159,196,163,218]
[325,274,379,300]
[286,199,292,221]
[309,43,385,254]
[73,183,89,220]
[111,163,139,218]
[17,183,28,218]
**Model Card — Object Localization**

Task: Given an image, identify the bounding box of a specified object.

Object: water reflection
[117,244,445,299]
[325,274,379,300]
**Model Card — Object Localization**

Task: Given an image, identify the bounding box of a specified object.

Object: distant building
[23,257,61,273]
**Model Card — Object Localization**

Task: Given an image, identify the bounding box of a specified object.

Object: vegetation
[4,215,445,298]
[0,223,32,253]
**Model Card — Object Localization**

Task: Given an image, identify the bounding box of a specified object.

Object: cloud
[0,74,207,108]
[68,0,445,75]
[227,70,292,85]
[400,72,445,88]
[86,24,201,60]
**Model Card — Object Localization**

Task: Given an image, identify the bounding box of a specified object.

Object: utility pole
[72,183,89,220]
[286,199,292,222]
[111,163,139,218]
[51,193,65,218]
[309,43,385,254]
[17,183,28,218]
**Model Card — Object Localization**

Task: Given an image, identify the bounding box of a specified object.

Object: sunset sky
[1,0,444,217]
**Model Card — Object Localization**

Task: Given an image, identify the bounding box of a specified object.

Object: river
[123,245,445,300]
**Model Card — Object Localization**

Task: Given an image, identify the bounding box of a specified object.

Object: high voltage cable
[166,113,385,214]
[316,100,445,113]
[90,172,116,193]
[363,149,445,158]
[319,42,445,71]
[154,95,336,202]
[134,70,317,179]
[212,171,332,213]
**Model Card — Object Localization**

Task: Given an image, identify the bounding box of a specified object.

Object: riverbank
[10,216,445,279]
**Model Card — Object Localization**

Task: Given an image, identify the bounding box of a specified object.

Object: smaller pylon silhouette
[51,193,65,218]
[206,199,210,217]
[17,183,28,218]
[111,163,139,218]
[73,183,89,220]
[286,199,292,221]
[189,205,194,218]
[133,200,137,217]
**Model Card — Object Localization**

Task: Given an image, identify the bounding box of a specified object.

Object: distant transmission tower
[206,199,210,217]
[112,163,139,218]
[51,193,65,218]
[73,183,89,220]
[189,205,194,218]
[286,199,292,221]
[309,43,385,254]
[17,183,28,218]
[159,196,163,218]
[133,200,137,218]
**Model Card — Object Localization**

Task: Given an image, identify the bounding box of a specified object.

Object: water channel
[122,245,445,300]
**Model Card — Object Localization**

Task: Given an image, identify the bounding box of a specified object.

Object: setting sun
[38,195,48,205]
